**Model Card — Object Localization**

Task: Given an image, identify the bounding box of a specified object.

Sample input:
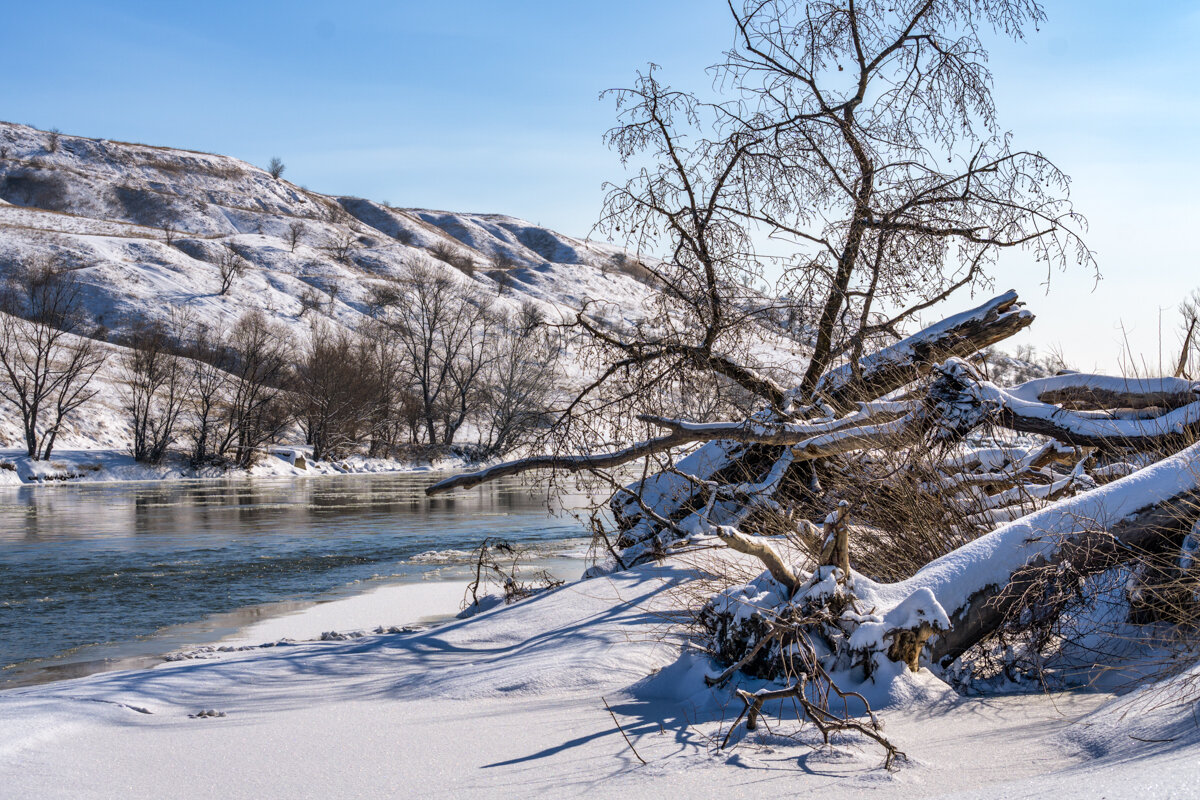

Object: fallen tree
[429,290,1200,702]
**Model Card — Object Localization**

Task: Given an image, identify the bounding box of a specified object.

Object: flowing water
[0,472,593,687]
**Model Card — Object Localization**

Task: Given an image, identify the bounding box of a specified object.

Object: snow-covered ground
[0,446,469,486]
[2,555,1198,799]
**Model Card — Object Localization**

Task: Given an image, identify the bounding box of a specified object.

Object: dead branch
[603,696,647,765]
[721,677,904,769]
[814,290,1033,413]
[714,527,798,594]
[427,431,694,495]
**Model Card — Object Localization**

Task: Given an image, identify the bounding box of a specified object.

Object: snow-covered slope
[0,121,657,350]
[0,122,747,460]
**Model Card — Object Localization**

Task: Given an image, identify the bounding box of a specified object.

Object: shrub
[112,184,178,228]
[322,231,357,264]
[429,240,477,275]
[286,220,306,252]
[215,243,248,295]
[0,169,71,211]
[490,251,518,271]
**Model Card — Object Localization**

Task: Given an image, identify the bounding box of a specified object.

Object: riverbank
[0,446,473,486]
[4,558,1199,799]
[0,470,594,689]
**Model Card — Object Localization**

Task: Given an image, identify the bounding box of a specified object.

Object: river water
[0,472,592,688]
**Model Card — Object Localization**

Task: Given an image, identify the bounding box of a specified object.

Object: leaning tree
[425,0,1200,762]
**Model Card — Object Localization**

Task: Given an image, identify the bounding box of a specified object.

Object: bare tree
[120,320,191,463]
[292,325,378,461]
[216,243,248,295]
[479,303,563,458]
[297,286,324,318]
[268,157,286,179]
[593,0,1093,417]
[160,210,180,247]
[0,257,105,460]
[182,322,231,468]
[286,220,306,253]
[387,262,494,448]
[492,269,516,296]
[1175,290,1200,379]
[215,311,293,468]
[359,318,409,457]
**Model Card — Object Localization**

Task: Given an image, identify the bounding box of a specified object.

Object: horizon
[7,0,1200,371]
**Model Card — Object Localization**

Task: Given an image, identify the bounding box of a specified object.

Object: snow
[218,580,471,647]
[3,557,1199,798]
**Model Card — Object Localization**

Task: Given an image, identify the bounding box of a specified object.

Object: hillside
[0,121,665,344]
[0,122,808,475]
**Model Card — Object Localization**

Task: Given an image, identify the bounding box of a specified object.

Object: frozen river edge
[3,558,1200,799]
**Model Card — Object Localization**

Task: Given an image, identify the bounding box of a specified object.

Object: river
[0,472,592,687]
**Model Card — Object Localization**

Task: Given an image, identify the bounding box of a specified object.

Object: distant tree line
[0,255,564,466]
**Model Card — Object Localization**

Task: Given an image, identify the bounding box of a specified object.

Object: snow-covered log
[812,289,1033,412]
[1006,372,1200,411]
[941,358,1200,450]
[862,440,1200,666]
[610,292,1031,528]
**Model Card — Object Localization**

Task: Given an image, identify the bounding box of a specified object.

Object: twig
[603,696,647,765]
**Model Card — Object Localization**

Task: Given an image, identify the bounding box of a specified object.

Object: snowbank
[3,557,1199,798]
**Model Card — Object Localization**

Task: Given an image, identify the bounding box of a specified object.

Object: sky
[5,0,1200,372]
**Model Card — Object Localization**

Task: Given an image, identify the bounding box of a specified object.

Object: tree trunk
[875,441,1200,666]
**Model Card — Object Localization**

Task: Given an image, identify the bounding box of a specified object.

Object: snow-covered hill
[0,121,661,351]
[0,121,798,467]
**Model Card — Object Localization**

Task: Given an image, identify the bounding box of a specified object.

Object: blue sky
[6,1,1200,370]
